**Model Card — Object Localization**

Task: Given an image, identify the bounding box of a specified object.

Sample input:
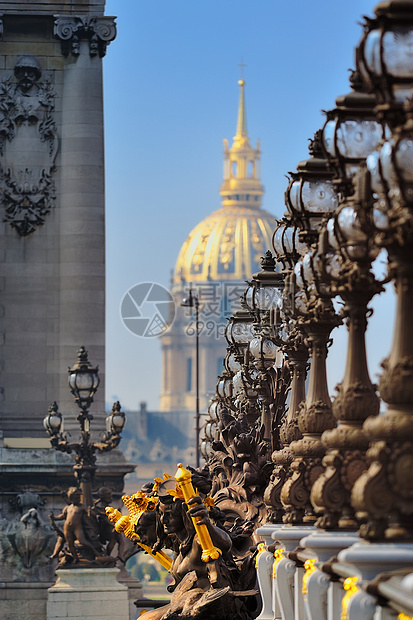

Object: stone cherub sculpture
[49,486,117,568]
[107,466,258,620]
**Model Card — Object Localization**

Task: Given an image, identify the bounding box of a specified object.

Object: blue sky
[103,0,395,411]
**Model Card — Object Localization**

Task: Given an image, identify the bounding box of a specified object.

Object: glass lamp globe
[106,401,125,435]
[272,219,308,269]
[249,337,278,367]
[225,308,255,360]
[223,377,233,399]
[43,402,63,436]
[357,3,413,110]
[200,440,211,459]
[244,251,284,322]
[367,113,413,213]
[233,369,245,396]
[321,84,385,188]
[335,206,372,260]
[285,132,339,237]
[208,400,221,422]
[68,346,100,411]
[216,378,226,398]
[225,352,241,374]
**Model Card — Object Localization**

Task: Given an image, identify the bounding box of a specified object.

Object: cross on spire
[238,61,247,80]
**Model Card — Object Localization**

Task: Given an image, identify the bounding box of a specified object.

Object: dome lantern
[220,79,264,210]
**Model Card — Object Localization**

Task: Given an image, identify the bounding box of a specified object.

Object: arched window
[231,161,237,178]
[247,161,254,177]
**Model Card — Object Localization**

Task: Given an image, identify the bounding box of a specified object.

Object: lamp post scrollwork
[44,347,125,509]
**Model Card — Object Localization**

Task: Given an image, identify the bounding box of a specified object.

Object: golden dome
[173,79,275,285]
[173,204,275,284]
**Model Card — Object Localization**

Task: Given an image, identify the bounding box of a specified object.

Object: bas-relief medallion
[0,55,58,236]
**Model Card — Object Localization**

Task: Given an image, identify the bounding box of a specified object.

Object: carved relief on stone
[0,492,55,581]
[54,16,117,58]
[0,56,58,236]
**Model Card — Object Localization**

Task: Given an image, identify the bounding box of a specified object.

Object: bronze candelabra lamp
[43,346,126,508]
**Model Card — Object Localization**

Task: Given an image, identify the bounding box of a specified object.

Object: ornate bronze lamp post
[262,219,309,523]
[280,137,340,524]
[244,251,287,444]
[309,76,385,530]
[44,346,125,508]
[352,118,413,539]
[348,1,413,541]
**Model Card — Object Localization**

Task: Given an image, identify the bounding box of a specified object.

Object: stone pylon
[0,3,133,619]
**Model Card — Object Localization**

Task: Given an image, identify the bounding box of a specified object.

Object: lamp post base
[47,568,129,620]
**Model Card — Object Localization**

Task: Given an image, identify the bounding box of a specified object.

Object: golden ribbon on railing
[255,542,266,568]
[175,463,222,563]
[341,576,359,620]
[302,558,317,594]
[273,548,284,579]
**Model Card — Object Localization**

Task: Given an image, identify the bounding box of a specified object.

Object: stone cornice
[54,15,116,57]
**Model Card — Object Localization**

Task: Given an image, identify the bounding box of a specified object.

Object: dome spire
[220,75,264,209]
[235,78,248,142]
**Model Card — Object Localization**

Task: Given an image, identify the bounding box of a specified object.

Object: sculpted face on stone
[14,56,41,93]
